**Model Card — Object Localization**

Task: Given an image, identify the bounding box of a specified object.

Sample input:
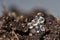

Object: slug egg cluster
[27,12,45,33]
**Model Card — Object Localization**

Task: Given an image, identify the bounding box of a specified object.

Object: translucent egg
[40,25,45,31]
[29,26,33,29]
[38,16,45,23]
[32,19,38,26]
[27,22,33,29]
[37,12,42,15]
[35,16,39,20]
[35,26,40,33]
[32,20,35,24]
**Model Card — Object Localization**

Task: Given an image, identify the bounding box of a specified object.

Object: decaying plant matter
[0,4,60,40]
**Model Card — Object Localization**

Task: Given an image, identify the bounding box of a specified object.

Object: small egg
[27,23,32,26]
[37,12,42,15]
[35,26,40,33]
[40,25,45,31]
[38,16,45,23]
[32,20,35,23]
[36,31,40,33]
[32,19,39,26]
[35,16,39,20]
[33,22,38,26]
[27,23,33,29]
[29,26,33,29]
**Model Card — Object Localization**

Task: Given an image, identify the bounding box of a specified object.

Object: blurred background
[0,0,60,18]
